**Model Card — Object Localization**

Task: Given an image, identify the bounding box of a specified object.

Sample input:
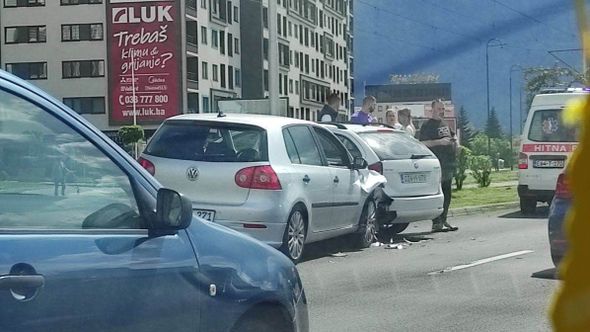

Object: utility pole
[268,0,280,116]
[485,38,504,156]
[509,65,522,171]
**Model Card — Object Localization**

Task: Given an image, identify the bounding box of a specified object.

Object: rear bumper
[518,185,554,202]
[380,193,444,223]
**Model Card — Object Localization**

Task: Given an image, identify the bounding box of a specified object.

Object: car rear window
[358,131,434,160]
[528,109,578,142]
[145,121,268,162]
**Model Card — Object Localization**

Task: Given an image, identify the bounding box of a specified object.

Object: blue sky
[354,0,584,132]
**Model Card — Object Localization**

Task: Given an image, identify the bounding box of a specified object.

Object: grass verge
[462,169,518,186]
[451,185,518,208]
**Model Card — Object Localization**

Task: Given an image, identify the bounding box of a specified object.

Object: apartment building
[240,0,354,121]
[0,0,353,136]
[0,0,242,138]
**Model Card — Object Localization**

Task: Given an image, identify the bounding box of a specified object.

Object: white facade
[0,0,352,134]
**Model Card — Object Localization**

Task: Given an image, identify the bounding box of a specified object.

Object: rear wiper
[411,154,431,159]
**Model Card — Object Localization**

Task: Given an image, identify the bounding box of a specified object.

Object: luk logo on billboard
[112,6,173,24]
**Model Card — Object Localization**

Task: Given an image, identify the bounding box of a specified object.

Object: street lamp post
[509,65,523,170]
[486,38,504,156]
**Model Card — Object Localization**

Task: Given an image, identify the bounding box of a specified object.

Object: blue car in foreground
[0,70,308,332]
[548,172,570,267]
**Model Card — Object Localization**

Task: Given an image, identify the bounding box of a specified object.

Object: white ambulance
[518,88,585,214]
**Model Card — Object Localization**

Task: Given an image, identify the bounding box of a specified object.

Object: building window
[220,64,226,88]
[279,43,290,68]
[187,93,199,113]
[233,6,239,22]
[4,26,46,44]
[211,30,219,48]
[219,31,225,55]
[212,64,219,81]
[62,60,104,78]
[61,0,102,4]
[5,62,47,80]
[235,68,241,87]
[234,38,240,54]
[295,80,299,95]
[201,26,208,45]
[264,70,269,92]
[63,97,105,114]
[62,24,103,41]
[200,0,206,9]
[289,79,293,94]
[4,0,44,7]
[202,96,210,113]
[227,33,233,57]
[227,1,232,22]
[187,57,198,82]
[262,7,268,28]
[228,65,234,90]
[263,38,268,60]
[202,61,208,80]
[212,0,220,15]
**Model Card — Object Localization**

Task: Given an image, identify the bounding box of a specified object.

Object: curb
[448,201,520,218]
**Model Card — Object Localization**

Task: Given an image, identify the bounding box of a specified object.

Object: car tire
[354,196,377,248]
[520,197,537,215]
[280,206,307,264]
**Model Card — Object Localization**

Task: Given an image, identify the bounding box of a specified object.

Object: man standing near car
[351,96,377,124]
[319,92,341,122]
[419,100,459,232]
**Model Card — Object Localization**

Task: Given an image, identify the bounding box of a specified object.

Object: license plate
[401,172,428,184]
[533,160,565,168]
[194,209,215,221]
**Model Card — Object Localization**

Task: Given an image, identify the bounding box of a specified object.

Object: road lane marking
[428,250,534,275]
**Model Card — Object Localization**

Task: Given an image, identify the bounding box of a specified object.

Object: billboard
[106,0,182,125]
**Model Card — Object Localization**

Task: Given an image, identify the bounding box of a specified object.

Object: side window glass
[286,126,323,166]
[336,134,363,159]
[0,89,141,229]
[313,128,350,167]
[282,128,301,164]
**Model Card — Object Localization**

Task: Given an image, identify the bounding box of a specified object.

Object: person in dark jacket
[319,92,341,122]
[419,100,459,232]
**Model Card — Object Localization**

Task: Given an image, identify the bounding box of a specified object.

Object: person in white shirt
[385,109,403,130]
[398,108,417,136]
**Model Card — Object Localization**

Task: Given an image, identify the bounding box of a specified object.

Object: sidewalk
[449,201,519,218]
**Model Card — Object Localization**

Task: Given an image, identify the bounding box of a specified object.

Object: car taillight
[368,162,383,174]
[518,152,528,169]
[555,173,571,199]
[138,157,155,176]
[235,165,282,190]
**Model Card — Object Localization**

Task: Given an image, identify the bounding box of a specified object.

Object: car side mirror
[352,157,368,170]
[155,188,192,230]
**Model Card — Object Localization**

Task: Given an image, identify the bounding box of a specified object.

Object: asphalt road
[297,207,558,332]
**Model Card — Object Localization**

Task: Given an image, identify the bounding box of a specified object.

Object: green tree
[457,106,476,148]
[470,133,513,165]
[524,65,585,112]
[485,107,503,139]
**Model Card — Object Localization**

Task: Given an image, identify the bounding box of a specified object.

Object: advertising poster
[106,0,182,125]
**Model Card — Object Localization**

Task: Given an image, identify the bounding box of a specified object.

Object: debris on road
[330,252,348,257]
[371,242,383,247]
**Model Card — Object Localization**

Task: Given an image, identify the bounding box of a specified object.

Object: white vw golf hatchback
[140,113,385,262]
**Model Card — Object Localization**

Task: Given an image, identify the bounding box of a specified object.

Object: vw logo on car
[186,166,200,181]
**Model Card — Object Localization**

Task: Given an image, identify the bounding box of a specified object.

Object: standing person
[351,96,377,124]
[398,108,416,136]
[385,109,403,129]
[419,100,459,232]
[52,155,71,196]
[319,92,341,122]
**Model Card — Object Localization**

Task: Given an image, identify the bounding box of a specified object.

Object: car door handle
[303,175,311,183]
[0,274,45,289]
[333,176,339,183]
